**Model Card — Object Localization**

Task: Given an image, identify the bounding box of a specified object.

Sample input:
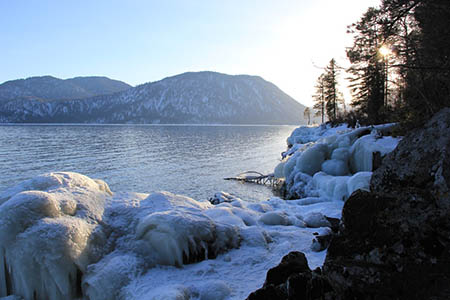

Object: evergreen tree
[338,0,449,126]
[323,58,342,121]
[312,74,326,123]
[347,7,388,124]
[380,0,450,124]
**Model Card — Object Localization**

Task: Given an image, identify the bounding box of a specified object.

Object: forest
[311,0,450,128]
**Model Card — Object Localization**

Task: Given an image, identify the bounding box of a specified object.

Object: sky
[0,0,381,107]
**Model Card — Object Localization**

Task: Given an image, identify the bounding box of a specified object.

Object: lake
[0,124,296,202]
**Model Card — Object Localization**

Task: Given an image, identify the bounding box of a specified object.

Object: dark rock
[265,252,310,286]
[247,251,334,300]
[247,284,286,300]
[371,108,450,205]
[311,217,340,252]
[372,151,383,171]
[311,233,333,252]
[324,216,340,233]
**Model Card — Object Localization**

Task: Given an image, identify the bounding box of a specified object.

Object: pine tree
[323,59,342,121]
[312,74,326,123]
[380,0,450,124]
[347,7,388,124]
[342,0,449,126]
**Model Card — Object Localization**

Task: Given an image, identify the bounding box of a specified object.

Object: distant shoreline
[0,123,299,127]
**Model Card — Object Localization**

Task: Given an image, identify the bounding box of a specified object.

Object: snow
[0,172,334,300]
[283,123,401,199]
[259,211,292,226]
[303,212,331,228]
[295,143,328,176]
[0,172,110,300]
[349,133,400,172]
[0,123,402,300]
[208,191,242,205]
[321,159,349,176]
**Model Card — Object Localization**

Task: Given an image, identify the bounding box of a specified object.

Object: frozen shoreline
[0,123,401,300]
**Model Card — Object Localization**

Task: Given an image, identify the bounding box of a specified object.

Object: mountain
[0,76,131,102]
[0,72,306,125]
[64,77,132,97]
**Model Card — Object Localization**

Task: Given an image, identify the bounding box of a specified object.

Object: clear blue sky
[0,0,380,106]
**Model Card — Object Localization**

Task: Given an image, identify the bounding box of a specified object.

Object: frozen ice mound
[0,175,245,300]
[122,280,232,300]
[84,191,242,300]
[0,172,110,300]
[135,200,240,267]
[135,192,240,267]
[281,124,401,200]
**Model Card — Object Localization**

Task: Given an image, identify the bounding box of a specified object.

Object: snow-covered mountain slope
[0,72,306,125]
[0,75,131,102]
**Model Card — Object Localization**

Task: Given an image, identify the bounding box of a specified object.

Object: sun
[379,45,392,57]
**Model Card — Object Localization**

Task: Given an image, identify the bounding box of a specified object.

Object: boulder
[247,252,333,300]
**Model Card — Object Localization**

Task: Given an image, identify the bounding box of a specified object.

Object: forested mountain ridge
[0,72,306,125]
[0,76,132,102]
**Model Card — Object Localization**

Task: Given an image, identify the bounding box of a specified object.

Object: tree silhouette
[313,74,326,123]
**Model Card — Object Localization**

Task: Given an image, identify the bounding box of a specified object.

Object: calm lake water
[0,124,296,202]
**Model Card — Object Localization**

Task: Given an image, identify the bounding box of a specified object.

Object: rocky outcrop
[248,108,450,299]
[247,252,334,300]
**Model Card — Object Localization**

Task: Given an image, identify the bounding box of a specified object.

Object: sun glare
[379,45,392,57]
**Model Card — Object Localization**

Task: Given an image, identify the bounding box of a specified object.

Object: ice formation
[0,170,347,299]
[279,123,400,200]
[0,123,401,300]
[0,172,110,300]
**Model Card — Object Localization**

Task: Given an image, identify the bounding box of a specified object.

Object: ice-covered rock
[303,212,331,228]
[331,147,350,161]
[312,172,350,201]
[286,124,350,147]
[311,227,333,252]
[347,171,372,195]
[259,212,291,226]
[208,191,242,205]
[321,159,349,176]
[295,143,328,176]
[280,123,400,199]
[273,161,286,178]
[0,172,110,300]
[136,209,239,266]
[349,132,399,172]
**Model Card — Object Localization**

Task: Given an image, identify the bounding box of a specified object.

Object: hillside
[0,72,306,125]
[0,75,131,102]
